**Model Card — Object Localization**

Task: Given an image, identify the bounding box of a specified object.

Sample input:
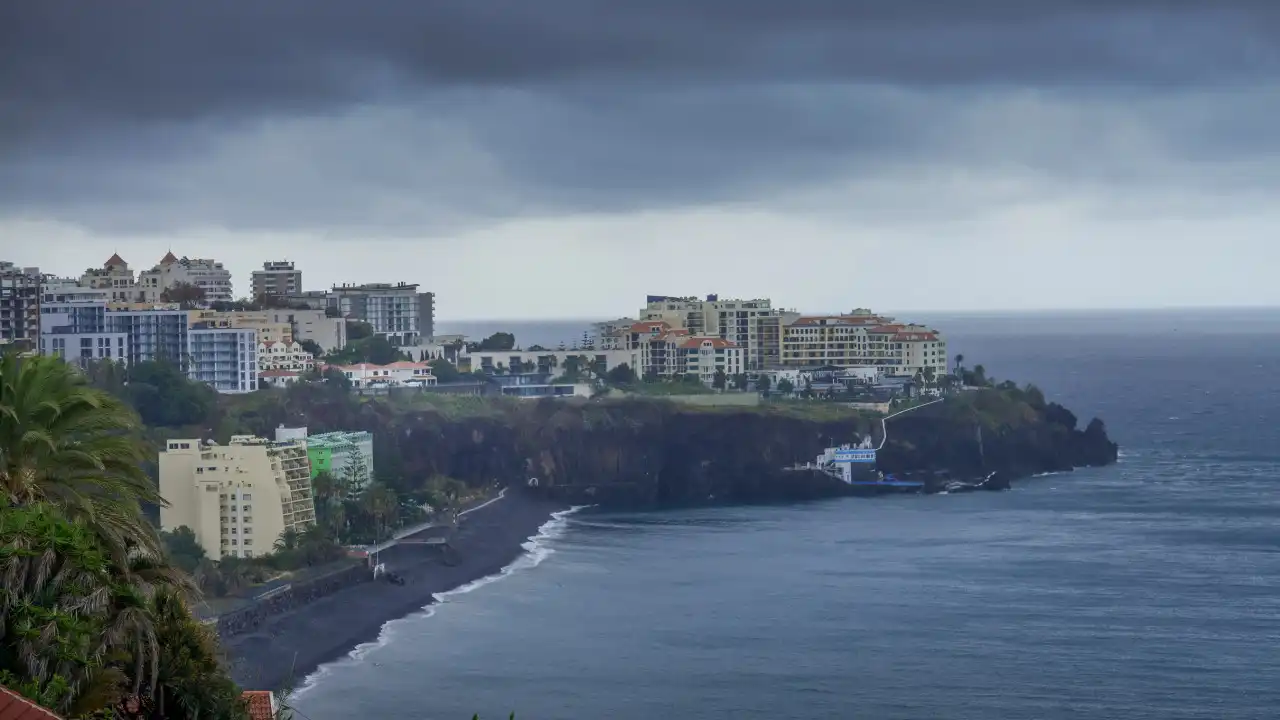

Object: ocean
[294,309,1280,719]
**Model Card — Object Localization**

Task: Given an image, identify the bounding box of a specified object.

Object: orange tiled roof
[104,253,126,268]
[629,321,670,333]
[0,686,63,720]
[160,251,179,265]
[242,691,274,720]
[680,336,737,349]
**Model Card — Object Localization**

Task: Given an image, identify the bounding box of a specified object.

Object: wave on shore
[290,505,589,699]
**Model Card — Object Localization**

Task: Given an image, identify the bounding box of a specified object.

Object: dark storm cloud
[4,0,1278,129]
[2,1,1279,232]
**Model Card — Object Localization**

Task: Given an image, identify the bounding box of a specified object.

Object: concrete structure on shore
[159,435,317,560]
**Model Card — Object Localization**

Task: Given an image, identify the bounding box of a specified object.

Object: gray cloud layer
[3,1,1279,233]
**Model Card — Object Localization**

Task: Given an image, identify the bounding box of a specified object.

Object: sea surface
[296,309,1280,719]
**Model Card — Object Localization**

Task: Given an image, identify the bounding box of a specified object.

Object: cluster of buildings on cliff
[3,252,946,395]
[584,294,947,383]
[159,426,373,560]
[0,254,433,393]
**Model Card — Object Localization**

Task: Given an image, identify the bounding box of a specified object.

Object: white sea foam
[289,504,589,699]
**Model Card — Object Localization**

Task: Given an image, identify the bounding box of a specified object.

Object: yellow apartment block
[159,435,317,560]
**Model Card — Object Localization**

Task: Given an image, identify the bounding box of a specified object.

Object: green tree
[776,378,795,395]
[159,527,207,574]
[605,363,637,386]
[146,589,251,719]
[346,321,374,341]
[428,358,463,383]
[298,338,324,357]
[732,373,748,391]
[361,482,399,541]
[756,374,771,393]
[159,282,206,309]
[712,369,727,390]
[363,335,400,365]
[475,332,516,351]
[0,353,165,557]
[124,360,215,428]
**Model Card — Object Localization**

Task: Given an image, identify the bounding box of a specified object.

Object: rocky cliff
[218,386,1117,509]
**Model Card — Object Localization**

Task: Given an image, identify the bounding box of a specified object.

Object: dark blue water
[298,310,1280,719]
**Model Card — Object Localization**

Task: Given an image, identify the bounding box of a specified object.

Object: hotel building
[780,312,947,378]
[158,434,317,560]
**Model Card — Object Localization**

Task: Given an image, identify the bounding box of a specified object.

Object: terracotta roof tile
[242,691,275,720]
[104,253,126,268]
[0,686,64,720]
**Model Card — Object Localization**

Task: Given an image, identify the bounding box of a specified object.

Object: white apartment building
[322,360,437,388]
[259,339,315,373]
[188,325,258,393]
[780,314,947,378]
[681,336,745,385]
[638,294,777,370]
[330,282,427,345]
[137,252,234,304]
[251,260,303,299]
[461,348,636,377]
[622,321,743,385]
[264,308,346,353]
[38,297,258,393]
[591,318,636,350]
[80,254,141,302]
[158,435,317,560]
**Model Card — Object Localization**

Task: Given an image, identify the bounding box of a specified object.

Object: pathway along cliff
[216,383,1119,510]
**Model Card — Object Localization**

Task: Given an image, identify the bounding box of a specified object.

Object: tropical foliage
[0,352,249,719]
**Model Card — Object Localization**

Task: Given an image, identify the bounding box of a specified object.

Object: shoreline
[223,488,566,692]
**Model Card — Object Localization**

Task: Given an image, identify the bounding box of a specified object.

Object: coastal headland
[193,383,1121,691]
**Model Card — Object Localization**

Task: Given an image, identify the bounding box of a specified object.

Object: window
[231,540,238,545]
[242,505,251,512]
[242,493,251,500]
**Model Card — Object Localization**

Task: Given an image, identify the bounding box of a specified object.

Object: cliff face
[220,389,1118,509]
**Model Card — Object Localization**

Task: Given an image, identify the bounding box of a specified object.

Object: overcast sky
[2,1,1276,319]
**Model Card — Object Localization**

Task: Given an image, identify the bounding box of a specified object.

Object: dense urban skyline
[5,1,1278,318]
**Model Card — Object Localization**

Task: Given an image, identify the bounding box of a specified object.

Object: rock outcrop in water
[214,384,1117,510]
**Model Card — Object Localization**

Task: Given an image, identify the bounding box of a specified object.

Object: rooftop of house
[680,336,738,349]
[242,691,275,720]
[0,685,64,720]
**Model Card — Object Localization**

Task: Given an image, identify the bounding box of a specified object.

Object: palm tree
[0,504,170,717]
[922,366,937,387]
[0,353,164,559]
[954,353,965,375]
[273,528,301,552]
[361,483,399,540]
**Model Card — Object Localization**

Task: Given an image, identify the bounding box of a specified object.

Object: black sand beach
[224,489,563,691]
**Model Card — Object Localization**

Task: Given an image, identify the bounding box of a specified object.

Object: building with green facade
[306,430,375,491]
